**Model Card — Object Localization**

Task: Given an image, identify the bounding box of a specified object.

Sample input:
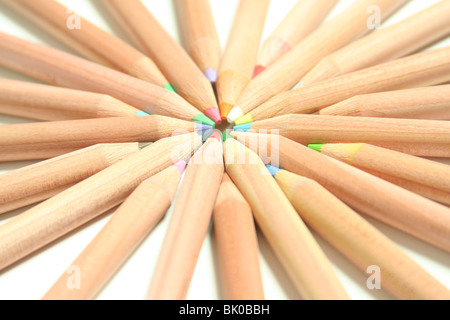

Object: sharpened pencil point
[210,131,222,142]
[195,123,214,132]
[136,111,150,116]
[233,123,252,132]
[194,114,216,127]
[266,165,281,177]
[253,65,266,78]
[220,103,233,121]
[227,107,243,124]
[234,113,253,126]
[204,69,218,83]
[164,84,176,92]
[174,160,187,174]
[308,144,324,152]
[222,132,233,142]
[205,108,222,125]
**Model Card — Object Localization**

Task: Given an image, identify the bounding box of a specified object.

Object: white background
[0,0,449,300]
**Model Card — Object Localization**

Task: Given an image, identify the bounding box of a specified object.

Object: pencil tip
[136,111,150,116]
[233,123,251,132]
[227,107,243,124]
[253,65,266,78]
[174,160,187,174]
[210,131,222,142]
[164,84,176,93]
[195,123,214,132]
[222,132,233,142]
[194,114,216,128]
[266,165,281,177]
[308,144,324,152]
[204,69,218,83]
[222,173,231,183]
[234,113,253,126]
[219,103,233,121]
[205,108,222,125]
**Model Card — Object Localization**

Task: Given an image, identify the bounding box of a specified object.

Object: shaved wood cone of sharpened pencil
[0,0,448,303]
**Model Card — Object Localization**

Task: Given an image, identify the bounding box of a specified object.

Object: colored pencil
[302,0,450,84]
[254,0,338,76]
[175,0,221,84]
[0,32,214,125]
[268,166,450,300]
[216,0,270,120]
[0,143,140,215]
[0,133,203,272]
[43,161,187,300]
[0,78,143,121]
[236,46,450,125]
[213,173,264,300]
[230,131,450,252]
[226,0,408,123]
[223,135,349,300]
[101,0,221,124]
[234,114,450,158]
[147,133,224,300]
[309,143,450,206]
[0,115,209,162]
[320,85,450,120]
[2,0,172,89]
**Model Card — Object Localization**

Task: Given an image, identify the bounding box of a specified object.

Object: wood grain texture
[302,0,450,84]
[318,143,450,205]
[101,0,219,120]
[224,137,349,300]
[213,173,264,300]
[0,78,141,121]
[243,114,450,158]
[43,164,185,300]
[230,132,450,252]
[0,115,198,162]
[0,143,140,215]
[147,135,224,300]
[0,133,202,272]
[175,0,221,76]
[320,85,450,120]
[249,46,450,121]
[0,32,201,121]
[216,0,270,110]
[2,0,169,87]
[274,169,450,300]
[233,0,408,116]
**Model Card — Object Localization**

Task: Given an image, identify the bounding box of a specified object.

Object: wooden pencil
[216,0,270,120]
[147,133,224,300]
[2,0,172,89]
[302,0,450,84]
[101,0,221,124]
[309,143,450,206]
[213,173,264,300]
[0,143,140,215]
[268,166,450,300]
[320,85,450,120]
[0,133,203,272]
[175,0,221,84]
[43,161,187,300]
[254,0,338,76]
[223,135,349,300]
[236,46,450,125]
[0,115,210,162]
[0,78,143,121]
[230,131,450,252]
[226,0,408,123]
[234,114,450,158]
[0,32,214,125]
